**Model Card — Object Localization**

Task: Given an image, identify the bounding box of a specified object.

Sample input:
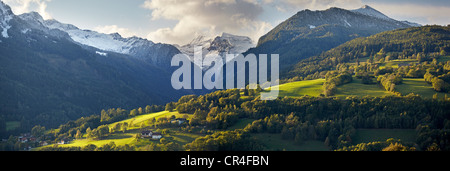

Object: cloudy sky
[3,0,450,45]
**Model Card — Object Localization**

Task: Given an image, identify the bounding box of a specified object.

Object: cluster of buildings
[140,118,187,140]
[0,133,49,151]
[141,130,162,140]
[17,133,37,143]
[171,118,187,125]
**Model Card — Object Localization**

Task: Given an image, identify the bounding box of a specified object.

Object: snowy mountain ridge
[0,1,13,38]
[351,5,392,21]
[0,0,179,68]
[41,18,155,55]
[3,8,180,67]
[4,5,253,68]
[177,32,255,69]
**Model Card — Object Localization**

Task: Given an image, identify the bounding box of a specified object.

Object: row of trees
[425,70,450,93]
[322,71,353,96]
[377,73,403,92]
[336,138,416,151]
[85,125,110,140]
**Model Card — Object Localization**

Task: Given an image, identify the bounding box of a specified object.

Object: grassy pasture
[335,78,394,98]
[226,118,255,131]
[352,129,417,145]
[251,133,329,151]
[6,121,20,131]
[269,79,325,98]
[108,111,189,129]
[379,59,418,69]
[396,78,449,99]
[437,55,450,63]
[49,110,193,148]
[60,132,138,147]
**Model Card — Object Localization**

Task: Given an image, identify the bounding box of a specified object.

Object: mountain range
[17,12,181,70]
[246,5,419,74]
[0,1,423,133]
[9,7,254,70]
[0,1,201,130]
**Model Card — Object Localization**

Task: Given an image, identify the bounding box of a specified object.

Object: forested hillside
[246,7,412,73]
[4,88,447,151]
[287,25,450,80]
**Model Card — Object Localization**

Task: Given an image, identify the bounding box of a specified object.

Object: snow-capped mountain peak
[180,32,254,57]
[44,19,79,31]
[351,5,421,27]
[351,5,392,21]
[178,32,255,69]
[189,34,211,45]
[19,12,44,24]
[214,32,254,54]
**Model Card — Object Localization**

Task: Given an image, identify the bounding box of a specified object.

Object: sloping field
[396,78,449,99]
[271,79,325,98]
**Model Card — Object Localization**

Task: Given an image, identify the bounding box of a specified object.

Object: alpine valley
[0,0,255,134]
[1,1,450,152]
[0,1,199,131]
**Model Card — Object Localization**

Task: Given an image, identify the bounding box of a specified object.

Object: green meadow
[226,118,256,131]
[379,59,418,69]
[335,78,394,98]
[271,79,325,98]
[437,55,450,63]
[108,111,188,129]
[47,110,199,149]
[396,78,449,99]
[251,133,329,151]
[274,78,392,98]
[6,121,20,131]
[352,129,417,144]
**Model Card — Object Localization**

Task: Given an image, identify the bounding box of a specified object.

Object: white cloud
[3,0,52,19]
[142,0,367,45]
[94,25,136,38]
[143,0,272,45]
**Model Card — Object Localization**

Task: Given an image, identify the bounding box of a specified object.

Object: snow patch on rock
[0,1,14,38]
